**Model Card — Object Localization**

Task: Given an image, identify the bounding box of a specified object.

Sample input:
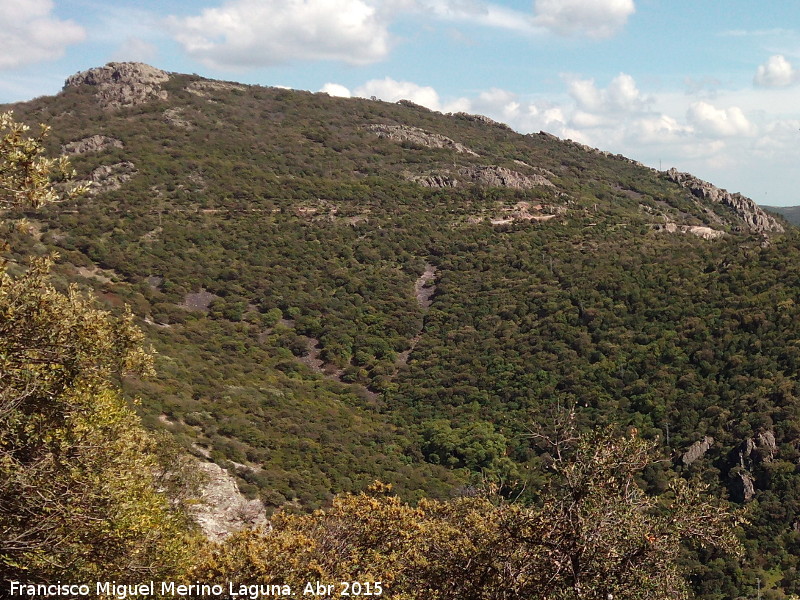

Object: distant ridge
[763,204,800,226]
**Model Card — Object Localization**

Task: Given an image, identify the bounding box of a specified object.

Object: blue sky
[3,0,800,205]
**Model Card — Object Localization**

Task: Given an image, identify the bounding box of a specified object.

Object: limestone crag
[461,165,554,189]
[413,165,553,190]
[682,436,714,466]
[64,62,170,109]
[85,161,137,195]
[412,173,459,188]
[738,430,777,468]
[62,134,123,155]
[656,222,725,240]
[666,168,784,234]
[190,461,267,542]
[734,470,756,502]
[367,124,478,156]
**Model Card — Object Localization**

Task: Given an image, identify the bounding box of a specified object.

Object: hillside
[765,204,800,226]
[3,62,799,597]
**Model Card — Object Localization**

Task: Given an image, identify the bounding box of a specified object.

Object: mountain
[3,62,800,597]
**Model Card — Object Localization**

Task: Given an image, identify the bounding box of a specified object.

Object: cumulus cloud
[567,73,650,115]
[168,0,391,68]
[354,77,443,110]
[0,0,85,69]
[533,0,635,39]
[754,55,798,88]
[628,115,692,145]
[687,102,757,137]
[111,37,158,63]
[414,0,536,33]
[320,83,352,97]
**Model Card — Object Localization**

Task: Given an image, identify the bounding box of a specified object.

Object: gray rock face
[413,173,459,188]
[412,165,553,190]
[64,62,169,109]
[757,430,777,461]
[739,430,777,467]
[733,470,756,502]
[85,161,136,195]
[682,436,714,466]
[367,124,478,156]
[190,461,267,542]
[655,222,725,240]
[62,134,123,155]
[460,165,554,189]
[666,168,784,234]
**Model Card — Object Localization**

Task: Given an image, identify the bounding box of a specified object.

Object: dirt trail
[395,263,437,372]
[415,263,437,309]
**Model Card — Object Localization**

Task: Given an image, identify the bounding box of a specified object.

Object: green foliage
[4,75,800,595]
[0,114,193,581]
[193,430,741,600]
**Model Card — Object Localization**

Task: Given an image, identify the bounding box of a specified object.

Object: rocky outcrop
[64,62,169,109]
[85,161,136,195]
[189,461,267,542]
[682,436,714,466]
[666,168,784,234]
[367,124,478,156]
[656,222,725,240]
[412,165,553,190]
[163,107,192,129]
[412,173,459,188]
[62,134,123,155]
[460,165,554,189]
[738,430,777,468]
[732,469,756,502]
[453,112,511,130]
[186,80,247,98]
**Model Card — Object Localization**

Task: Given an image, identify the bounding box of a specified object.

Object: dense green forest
[2,63,800,597]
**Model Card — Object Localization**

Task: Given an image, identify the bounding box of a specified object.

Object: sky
[2,1,800,205]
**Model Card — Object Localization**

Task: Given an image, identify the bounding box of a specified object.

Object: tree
[0,112,194,581]
[191,429,741,599]
[0,111,84,209]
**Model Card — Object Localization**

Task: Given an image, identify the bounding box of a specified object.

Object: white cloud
[628,114,691,145]
[533,0,635,39]
[567,73,650,114]
[354,77,442,110]
[320,83,352,97]
[754,55,798,88]
[414,0,536,33]
[168,0,391,69]
[0,0,85,69]
[111,37,158,63]
[687,101,757,137]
